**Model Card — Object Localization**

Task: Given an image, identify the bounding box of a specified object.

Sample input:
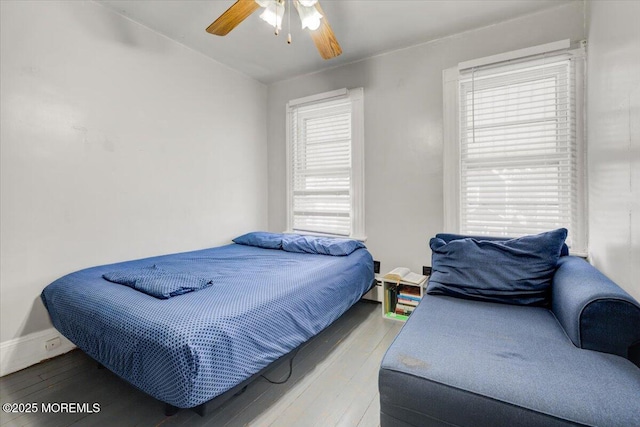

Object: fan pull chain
[274,0,281,35]
[287,0,292,44]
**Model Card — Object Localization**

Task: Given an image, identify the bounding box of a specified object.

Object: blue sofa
[379,235,640,427]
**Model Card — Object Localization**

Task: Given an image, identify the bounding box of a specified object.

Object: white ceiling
[97,0,574,84]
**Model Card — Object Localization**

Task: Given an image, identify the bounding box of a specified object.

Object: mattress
[41,243,373,408]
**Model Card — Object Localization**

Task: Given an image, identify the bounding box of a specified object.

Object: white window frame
[443,40,587,254]
[285,87,366,240]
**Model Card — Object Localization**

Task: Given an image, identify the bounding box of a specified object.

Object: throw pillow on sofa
[427,228,568,306]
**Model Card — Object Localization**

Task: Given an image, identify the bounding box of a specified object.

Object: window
[443,41,586,253]
[286,88,365,239]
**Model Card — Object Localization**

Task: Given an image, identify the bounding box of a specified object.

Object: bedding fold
[103,265,213,299]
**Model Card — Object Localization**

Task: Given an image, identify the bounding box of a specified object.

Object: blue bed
[41,234,373,409]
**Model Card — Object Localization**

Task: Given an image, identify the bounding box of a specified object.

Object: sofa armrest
[552,256,640,366]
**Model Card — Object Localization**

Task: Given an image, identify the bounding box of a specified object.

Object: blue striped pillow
[282,234,365,256]
[233,232,284,249]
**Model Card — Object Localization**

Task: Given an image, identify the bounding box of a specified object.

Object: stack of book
[382,268,428,321]
[384,285,397,316]
[395,285,420,316]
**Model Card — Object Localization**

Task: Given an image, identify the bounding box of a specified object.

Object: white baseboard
[0,328,76,377]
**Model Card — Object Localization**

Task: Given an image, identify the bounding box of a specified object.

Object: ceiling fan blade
[309,2,342,60]
[206,0,260,36]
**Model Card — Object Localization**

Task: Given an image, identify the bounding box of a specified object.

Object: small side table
[381,275,428,322]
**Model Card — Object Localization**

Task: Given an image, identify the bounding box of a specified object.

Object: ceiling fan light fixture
[207,0,341,59]
[295,3,323,31]
[259,0,284,30]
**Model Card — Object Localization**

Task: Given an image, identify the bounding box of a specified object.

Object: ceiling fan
[206,0,342,60]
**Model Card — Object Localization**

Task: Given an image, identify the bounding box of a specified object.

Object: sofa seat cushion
[379,295,640,427]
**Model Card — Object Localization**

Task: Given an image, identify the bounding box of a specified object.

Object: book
[383,267,427,285]
[395,307,415,317]
[398,285,421,297]
[385,285,398,314]
[397,297,418,307]
[395,303,416,313]
[385,312,409,321]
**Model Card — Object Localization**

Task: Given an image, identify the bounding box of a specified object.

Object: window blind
[459,55,578,246]
[290,98,353,236]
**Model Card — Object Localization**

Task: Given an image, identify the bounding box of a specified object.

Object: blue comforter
[41,243,373,408]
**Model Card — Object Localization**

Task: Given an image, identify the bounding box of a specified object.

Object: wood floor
[0,301,401,427]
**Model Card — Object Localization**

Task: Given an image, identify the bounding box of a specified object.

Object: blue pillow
[232,232,283,249]
[427,228,568,306]
[281,234,365,256]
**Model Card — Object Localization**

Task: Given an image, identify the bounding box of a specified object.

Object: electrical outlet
[45,337,61,352]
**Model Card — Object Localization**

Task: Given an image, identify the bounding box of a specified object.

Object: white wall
[0,1,267,347]
[267,2,585,274]
[586,0,640,301]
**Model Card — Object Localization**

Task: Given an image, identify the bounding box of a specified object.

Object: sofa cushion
[379,295,640,427]
[427,228,567,306]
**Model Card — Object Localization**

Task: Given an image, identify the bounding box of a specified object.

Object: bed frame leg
[164,403,180,416]
[194,403,207,417]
